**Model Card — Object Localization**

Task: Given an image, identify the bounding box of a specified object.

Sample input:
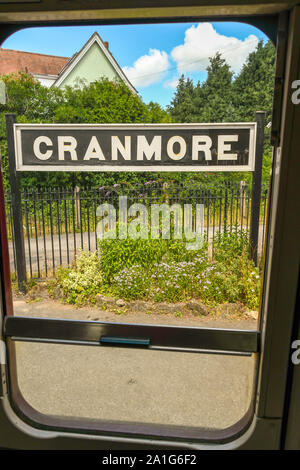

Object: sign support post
[250,111,266,266]
[5,113,27,293]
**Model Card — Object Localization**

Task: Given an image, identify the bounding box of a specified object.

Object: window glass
[15,342,256,430]
[1,21,274,434]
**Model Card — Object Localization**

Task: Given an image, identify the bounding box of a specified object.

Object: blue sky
[2,22,268,108]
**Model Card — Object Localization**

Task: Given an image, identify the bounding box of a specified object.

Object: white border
[14,122,257,173]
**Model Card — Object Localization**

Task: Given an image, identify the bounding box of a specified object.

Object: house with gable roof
[0,32,136,93]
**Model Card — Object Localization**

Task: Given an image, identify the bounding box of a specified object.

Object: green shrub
[53,250,102,305]
[151,257,208,302]
[109,230,260,308]
[99,238,164,285]
[98,236,207,285]
[213,228,250,262]
[48,229,260,310]
[196,255,260,308]
[110,260,197,302]
[112,265,152,300]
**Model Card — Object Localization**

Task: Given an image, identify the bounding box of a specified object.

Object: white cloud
[123,49,169,87]
[164,76,179,89]
[171,23,259,74]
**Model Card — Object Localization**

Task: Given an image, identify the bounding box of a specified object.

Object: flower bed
[47,229,261,312]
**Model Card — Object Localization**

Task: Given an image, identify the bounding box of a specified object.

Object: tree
[166,41,276,184]
[196,52,234,122]
[168,42,275,126]
[168,75,196,122]
[1,72,63,120]
[232,40,276,180]
[167,54,237,184]
[146,101,172,123]
[0,74,172,190]
[168,53,234,123]
[0,73,65,189]
[232,40,275,123]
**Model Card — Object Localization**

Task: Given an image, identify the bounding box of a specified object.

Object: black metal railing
[4,181,269,280]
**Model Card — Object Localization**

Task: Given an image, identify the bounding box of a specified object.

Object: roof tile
[0,48,69,76]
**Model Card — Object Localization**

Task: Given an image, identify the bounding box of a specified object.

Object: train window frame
[0,1,299,450]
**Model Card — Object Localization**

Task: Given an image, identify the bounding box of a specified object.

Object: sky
[2,22,268,108]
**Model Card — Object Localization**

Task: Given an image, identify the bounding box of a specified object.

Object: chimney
[104,41,109,50]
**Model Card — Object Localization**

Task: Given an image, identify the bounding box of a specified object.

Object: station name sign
[14,123,257,172]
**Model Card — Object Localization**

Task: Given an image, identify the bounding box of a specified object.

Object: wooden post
[5,113,27,293]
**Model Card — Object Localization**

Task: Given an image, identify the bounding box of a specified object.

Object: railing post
[5,113,27,293]
[74,185,81,229]
[224,185,228,233]
[240,180,246,225]
[250,111,266,265]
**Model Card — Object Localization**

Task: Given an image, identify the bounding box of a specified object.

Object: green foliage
[48,229,260,309]
[196,52,234,123]
[168,40,276,185]
[212,228,251,263]
[111,265,152,300]
[169,41,275,125]
[167,75,196,123]
[196,255,260,309]
[110,249,260,309]
[232,39,275,166]
[0,74,172,190]
[98,234,205,285]
[0,72,63,120]
[0,73,67,189]
[0,40,276,190]
[232,40,275,124]
[51,250,102,305]
[168,52,234,123]
[207,230,261,308]
[54,78,149,124]
[111,256,209,302]
[151,258,208,302]
[99,237,165,285]
[109,229,260,308]
[144,101,173,123]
